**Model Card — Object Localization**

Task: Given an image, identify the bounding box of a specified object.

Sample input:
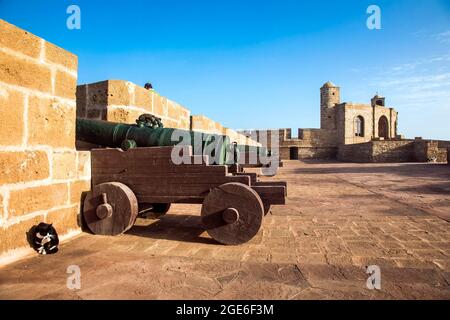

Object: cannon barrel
[76,117,232,165]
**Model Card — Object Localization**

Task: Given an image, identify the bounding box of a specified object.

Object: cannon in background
[77,115,287,245]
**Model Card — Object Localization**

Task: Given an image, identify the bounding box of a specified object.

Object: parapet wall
[191,115,260,146]
[338,141,414,162]
[249,128,338,160]
[77,80,191,129]
[77,81,259,147]
[0,19,90,259]
[338,140,448,163]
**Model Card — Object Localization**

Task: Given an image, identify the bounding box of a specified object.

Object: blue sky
[1,0,449,139]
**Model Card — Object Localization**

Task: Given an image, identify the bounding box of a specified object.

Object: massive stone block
[46,205,79,235]
[0,50,52,93]
[0,216,44,254]
[52,151,77,180]
[0,87,24,146]
[0,151,49,185]
[8,183,69,217]
[27,96,75,148]
[70,179,91,204]
[44,41,78,71]
[0,19,41,59]
[108,80,133,106]
[106,107,142,124]
[134,85,153,111]
[86,81,108,109]
[153,93,167,116]
[75,84,88,118]
[77,151,91,179]
[54,70,77,99]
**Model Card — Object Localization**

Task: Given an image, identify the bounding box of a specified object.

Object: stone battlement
[0,19,90,261]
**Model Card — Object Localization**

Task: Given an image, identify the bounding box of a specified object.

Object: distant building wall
[320,82,340,130]
[338,103,373,145]
[338,141,415,163]
[251,82,403,161]
[338,103,398,145]
[338,139,448,163]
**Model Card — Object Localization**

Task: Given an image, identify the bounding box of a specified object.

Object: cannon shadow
[126,214,218,245]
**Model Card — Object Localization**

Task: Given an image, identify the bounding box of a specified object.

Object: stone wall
[280,146,337,160]
[190,115,259,146]
[437,140,450,150]
[249,128,337,160]
[0,19,90,260]
[414,139,448,163]
[320,84,340,130]
[337,103,373,145]
[338,139,448,163]
[338,140,428,163]
[371,140,415,162]
[337,142,373,163]
[297,129,337,147]
[76,81,259,147]
[77,80,191,129]
[337,103,398,145]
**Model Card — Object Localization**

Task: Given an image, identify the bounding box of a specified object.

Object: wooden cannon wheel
[83,182,138,236]
[201,182,264,245]
[262,201,271,216]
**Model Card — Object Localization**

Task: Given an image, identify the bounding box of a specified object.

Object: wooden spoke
[83,182,138,236]
[201,182,264,245]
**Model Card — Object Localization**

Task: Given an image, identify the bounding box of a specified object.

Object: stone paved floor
[0,161,449,299]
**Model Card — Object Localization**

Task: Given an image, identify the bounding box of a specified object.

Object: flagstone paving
[0,161,449,299]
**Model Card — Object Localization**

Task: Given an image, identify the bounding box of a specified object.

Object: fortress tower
[320,81,340,130]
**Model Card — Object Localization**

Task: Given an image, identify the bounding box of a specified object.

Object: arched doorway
[355,116,365,137]
[378,116,389,139]
[290,147,299,160]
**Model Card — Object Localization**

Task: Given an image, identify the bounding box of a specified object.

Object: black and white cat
[32,223,59,255]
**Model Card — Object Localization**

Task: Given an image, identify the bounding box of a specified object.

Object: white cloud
[434,30,450,43]
[366,53,450,129]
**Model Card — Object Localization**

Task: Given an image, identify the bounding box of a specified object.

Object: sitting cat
[32,223,59,255]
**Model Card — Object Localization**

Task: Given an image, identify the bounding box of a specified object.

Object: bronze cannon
[78,115,287,245]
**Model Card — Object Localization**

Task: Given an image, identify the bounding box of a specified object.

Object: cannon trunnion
[83,146,287,245]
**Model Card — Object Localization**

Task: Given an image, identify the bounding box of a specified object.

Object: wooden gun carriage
[79,117,287,245]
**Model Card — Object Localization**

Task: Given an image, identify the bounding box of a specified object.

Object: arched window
[378,116,389,139]
[355,116,365,137]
